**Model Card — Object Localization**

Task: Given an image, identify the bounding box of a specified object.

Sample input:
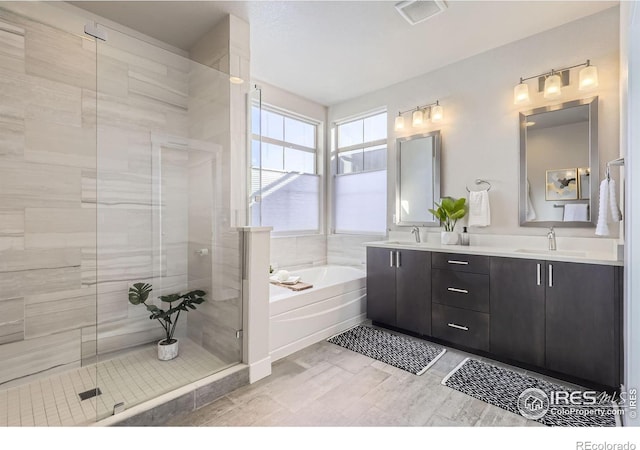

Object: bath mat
[327,325,446,375]
[442,358,619,427]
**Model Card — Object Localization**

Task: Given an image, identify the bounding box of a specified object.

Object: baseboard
[249,356,272,383]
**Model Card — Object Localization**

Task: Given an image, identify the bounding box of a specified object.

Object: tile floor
[168,328,554,427]
[0,339,229,426]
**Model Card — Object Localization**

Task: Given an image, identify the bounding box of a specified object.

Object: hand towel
[608,179,622,222]
[595,179,622,236]
[563,203,588,222]
[526,179,537,221]
[468,190,491,227]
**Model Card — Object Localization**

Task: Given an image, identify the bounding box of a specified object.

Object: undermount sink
[383,240,420,246]
[513,248,587,257]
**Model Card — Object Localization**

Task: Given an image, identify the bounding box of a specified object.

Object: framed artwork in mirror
[578,167,590,199]
[545,168,578,201]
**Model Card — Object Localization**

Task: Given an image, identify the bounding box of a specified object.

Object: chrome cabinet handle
[389,251,394,267]
[396,251,401,268]
[537,263,541,286]
[548,264,553,287]
[448,323,469,331]
[447,287,469,294]
[447,260,469,265]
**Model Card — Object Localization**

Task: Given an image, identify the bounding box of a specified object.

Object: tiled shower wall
[0,5,240,387]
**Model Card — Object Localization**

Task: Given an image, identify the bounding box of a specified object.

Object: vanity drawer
[432,252,490,274]
[432,303,489,352]
[432,269,489,313]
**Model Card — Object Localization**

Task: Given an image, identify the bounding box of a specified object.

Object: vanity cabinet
[431,253,490,352]
[366,247,431,335]
[490,257,621,387]
[490,257,545,367]
[544,261,621,388]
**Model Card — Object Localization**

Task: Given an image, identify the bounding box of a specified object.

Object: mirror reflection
[519,97,598,227]
[396,131,441,226]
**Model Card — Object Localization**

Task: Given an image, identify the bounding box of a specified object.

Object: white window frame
[250,103,322,236]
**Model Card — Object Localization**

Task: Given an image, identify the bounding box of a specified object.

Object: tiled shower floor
[0,339,227,426]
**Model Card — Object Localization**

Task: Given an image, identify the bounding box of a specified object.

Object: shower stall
[0,3,243,425]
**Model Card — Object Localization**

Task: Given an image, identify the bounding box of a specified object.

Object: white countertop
[364,236,623,266]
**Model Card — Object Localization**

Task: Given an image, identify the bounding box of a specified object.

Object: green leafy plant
[429,197,467,232]
[128,283,206,345]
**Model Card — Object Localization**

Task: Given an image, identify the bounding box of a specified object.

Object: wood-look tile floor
[167,329,551,427]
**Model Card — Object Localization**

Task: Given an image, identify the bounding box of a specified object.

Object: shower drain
[78,387,102,401]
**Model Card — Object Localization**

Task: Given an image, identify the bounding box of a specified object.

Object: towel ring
[466,179,491,192]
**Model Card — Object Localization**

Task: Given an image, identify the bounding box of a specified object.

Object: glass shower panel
[0,4,98,426]
[94,26,243,421]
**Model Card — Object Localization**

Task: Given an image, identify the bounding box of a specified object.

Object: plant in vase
[128,283,206,361]
[429,197,468,245]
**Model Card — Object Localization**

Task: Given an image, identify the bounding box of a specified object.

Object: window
[334,111,387,234]
[250,105,320,234]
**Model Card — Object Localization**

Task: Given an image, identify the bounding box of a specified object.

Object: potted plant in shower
[128,283,206,361]
[429,196,467,245]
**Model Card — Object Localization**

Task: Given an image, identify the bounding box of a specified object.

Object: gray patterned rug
[443,358,619,427]
[327,325,446,375]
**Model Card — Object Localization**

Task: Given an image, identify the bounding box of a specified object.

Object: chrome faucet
[547,227,556,251]
[411,226,421,243]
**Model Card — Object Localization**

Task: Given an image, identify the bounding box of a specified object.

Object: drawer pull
[447,323,469,331]
[447,260,469,265]
[447,287,469,294]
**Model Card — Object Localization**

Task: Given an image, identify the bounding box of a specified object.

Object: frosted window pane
[284,147,315,173]
[363,113,387,142]
[338,120,363,148]
[262,143,283,171]
[258,170,319,232]
[285,117,315,148]
[335,170,386,233]
[262,109,284,140]
[363,145,387,171]
[338,149,364,174]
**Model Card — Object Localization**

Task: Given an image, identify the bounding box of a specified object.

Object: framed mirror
[396,130,441,226]
[519,97,598,227]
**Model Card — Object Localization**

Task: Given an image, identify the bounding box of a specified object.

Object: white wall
[622,0,640,428]
[328,7,620,239]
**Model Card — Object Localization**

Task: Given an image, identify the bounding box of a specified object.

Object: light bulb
[544,74,562,99]
[579,64,598,90]
[394,114,405,131]
[431,104,443,122]
[513,82,530,105]
[412,109,424,127]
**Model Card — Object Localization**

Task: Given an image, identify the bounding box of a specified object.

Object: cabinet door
[366,247,397,326]
[545,262,620,387]
[490,257,545,367]
[396,250,431,335]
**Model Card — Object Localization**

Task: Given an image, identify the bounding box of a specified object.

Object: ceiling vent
[395,0,447,25]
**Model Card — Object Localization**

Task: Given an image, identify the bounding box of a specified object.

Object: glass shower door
[93,25,243,421]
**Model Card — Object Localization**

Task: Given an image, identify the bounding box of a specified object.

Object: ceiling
[70,1,618,106]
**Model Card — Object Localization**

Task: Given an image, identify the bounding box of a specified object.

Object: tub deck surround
[365,232,623,266]
[269,265,367,362]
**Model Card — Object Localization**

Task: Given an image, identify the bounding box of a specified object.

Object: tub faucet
[411,226,421,243]
[547,227,556,251]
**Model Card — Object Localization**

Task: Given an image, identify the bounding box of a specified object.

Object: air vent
[395,0,447,26]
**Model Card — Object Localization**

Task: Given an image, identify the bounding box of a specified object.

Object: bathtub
[269,265,367,361]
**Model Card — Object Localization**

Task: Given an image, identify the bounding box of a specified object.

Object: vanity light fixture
[394,100,443,131]
[514,60,598,104]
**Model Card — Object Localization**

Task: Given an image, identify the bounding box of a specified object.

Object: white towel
[595,179,622,236]
[526,179,537,221]
[468,190,491,227]
[563,204,588,222]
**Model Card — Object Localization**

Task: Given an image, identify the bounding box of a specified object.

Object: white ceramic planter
[441,231,459,245]
[158,338,179,361]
